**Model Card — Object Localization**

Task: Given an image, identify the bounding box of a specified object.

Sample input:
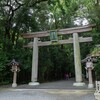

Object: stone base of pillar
[88,84,94,88]
[29,82,39,86]
[12,83,17,87]
[73,82,85,86]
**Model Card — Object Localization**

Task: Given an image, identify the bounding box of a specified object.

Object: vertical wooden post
[29,37,39,85]
[73,33,85,86]
[32,37,38,82]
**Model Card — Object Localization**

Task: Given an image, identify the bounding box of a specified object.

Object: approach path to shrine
[0,78,95,100]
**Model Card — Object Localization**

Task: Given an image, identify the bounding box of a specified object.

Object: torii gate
[22,24,95,86]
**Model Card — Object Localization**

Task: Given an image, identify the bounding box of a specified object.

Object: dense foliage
[0,0,100,84]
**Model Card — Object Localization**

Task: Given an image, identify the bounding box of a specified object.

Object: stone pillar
[88,68,94,88]
[12,71,17,87]
[73,33,85,86]
[29,37,39,85]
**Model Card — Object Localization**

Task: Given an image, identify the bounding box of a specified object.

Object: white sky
[74,18,89,26]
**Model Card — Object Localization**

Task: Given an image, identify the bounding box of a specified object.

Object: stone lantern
[82,55,97,88]
[9,59,20,87]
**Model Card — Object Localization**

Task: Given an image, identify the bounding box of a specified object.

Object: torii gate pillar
[29,37,39,85]
[73,33,85,86]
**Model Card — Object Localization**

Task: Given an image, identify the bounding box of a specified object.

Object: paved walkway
[0,78,95,100]
[0,89,95,100]
[0,78,94,90]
